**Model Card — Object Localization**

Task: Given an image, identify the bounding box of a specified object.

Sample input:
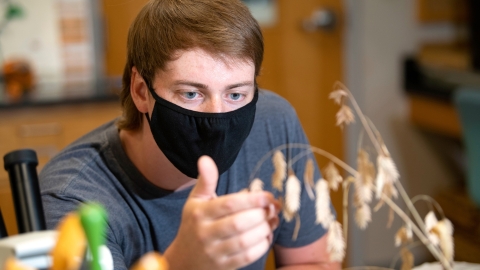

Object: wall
[343,0,458,267]
[0,0,64,83]
[0,0,102,97]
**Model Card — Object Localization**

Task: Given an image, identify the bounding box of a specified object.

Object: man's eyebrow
[173,80,208,89]
[173,80,254,89]
[227,82,254,89]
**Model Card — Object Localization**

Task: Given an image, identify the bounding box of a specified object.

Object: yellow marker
[130,252,168,270]
[4,257,36,270]
[50,213,86,270]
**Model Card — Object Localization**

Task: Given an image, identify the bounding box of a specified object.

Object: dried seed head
[327,221,346,262]
[285,172,302,215]
[272,150,287,192]
[431,219,455,264]
[355,203,371,230]
[400,247,414,270]
[354,149,375,205]
[395,225,413,247]
[249,178,264,192]
[329,89,348,105]
[375,154,399,200]
[336,105,355,128]
[315,179,333,228]
[323,162,343,191]
[425,211,440,246]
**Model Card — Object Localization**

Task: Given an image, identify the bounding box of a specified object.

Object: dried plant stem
[380,193,451,270]
[337,83,450,269]
[338,83,383,155]
[249,143,358,182]
[389,241,423,269]
[343,180,353,241]
[394,182,431,244]
[308,146,357,176]
[250,141,450,269]
[411,195,445,219]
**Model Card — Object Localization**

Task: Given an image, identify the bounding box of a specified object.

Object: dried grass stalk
[304,158,315,200]
[323,162,343,191]
[272,150,287,192]
[327,221,346,262]
[315,179,333,229]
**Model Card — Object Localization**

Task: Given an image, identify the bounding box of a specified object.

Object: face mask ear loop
[145,112,152,125]
[143,79,155,125]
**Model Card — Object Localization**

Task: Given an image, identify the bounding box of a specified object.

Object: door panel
[258,0,344,222]
[258,2,344,269]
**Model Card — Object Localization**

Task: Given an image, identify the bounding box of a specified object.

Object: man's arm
[274,233,341,270]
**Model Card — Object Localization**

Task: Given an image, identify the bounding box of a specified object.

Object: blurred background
[0,0,479,268]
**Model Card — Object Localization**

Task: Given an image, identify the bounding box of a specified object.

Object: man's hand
[164,156,280,270]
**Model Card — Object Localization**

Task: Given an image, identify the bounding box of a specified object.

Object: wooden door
[258,0,344,220]
[257,1,344,269]
[102,0,344,268]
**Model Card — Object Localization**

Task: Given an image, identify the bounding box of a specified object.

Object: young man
[40,0,340,269]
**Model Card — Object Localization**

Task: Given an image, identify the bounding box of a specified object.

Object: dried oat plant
[248,82,454,269]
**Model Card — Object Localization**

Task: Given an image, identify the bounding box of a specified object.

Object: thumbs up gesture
[164,156,280,270]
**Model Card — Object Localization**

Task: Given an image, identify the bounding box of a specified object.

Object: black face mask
[146,86,258,178]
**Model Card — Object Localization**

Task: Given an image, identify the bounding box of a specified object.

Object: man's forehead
[163,48,254,71]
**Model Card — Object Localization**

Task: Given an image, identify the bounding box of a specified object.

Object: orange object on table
[3,257,35,270]
[2,59,35,101]
[130,252,168,270]
[50,213,86,270]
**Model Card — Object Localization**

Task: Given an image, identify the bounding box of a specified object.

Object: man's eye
[182,92,198,100]
[229,93,243,101]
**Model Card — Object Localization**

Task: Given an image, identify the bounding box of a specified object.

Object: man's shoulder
[256,89,298,123]
[257,89,293,110]
[39,120,117,194]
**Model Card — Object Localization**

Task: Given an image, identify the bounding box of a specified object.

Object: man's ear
[130,67,150,113]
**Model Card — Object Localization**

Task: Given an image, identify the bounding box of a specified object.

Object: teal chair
[454,88,480,207]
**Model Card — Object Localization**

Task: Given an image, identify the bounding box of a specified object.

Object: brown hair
[117,0,264,130]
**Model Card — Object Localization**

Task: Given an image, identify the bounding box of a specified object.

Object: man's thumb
[190,156,219,199]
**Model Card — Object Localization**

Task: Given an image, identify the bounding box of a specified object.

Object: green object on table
[79,202,108,270]
[5,4,24,20]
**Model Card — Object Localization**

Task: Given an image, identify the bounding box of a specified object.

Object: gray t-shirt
[40,90,328,270]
